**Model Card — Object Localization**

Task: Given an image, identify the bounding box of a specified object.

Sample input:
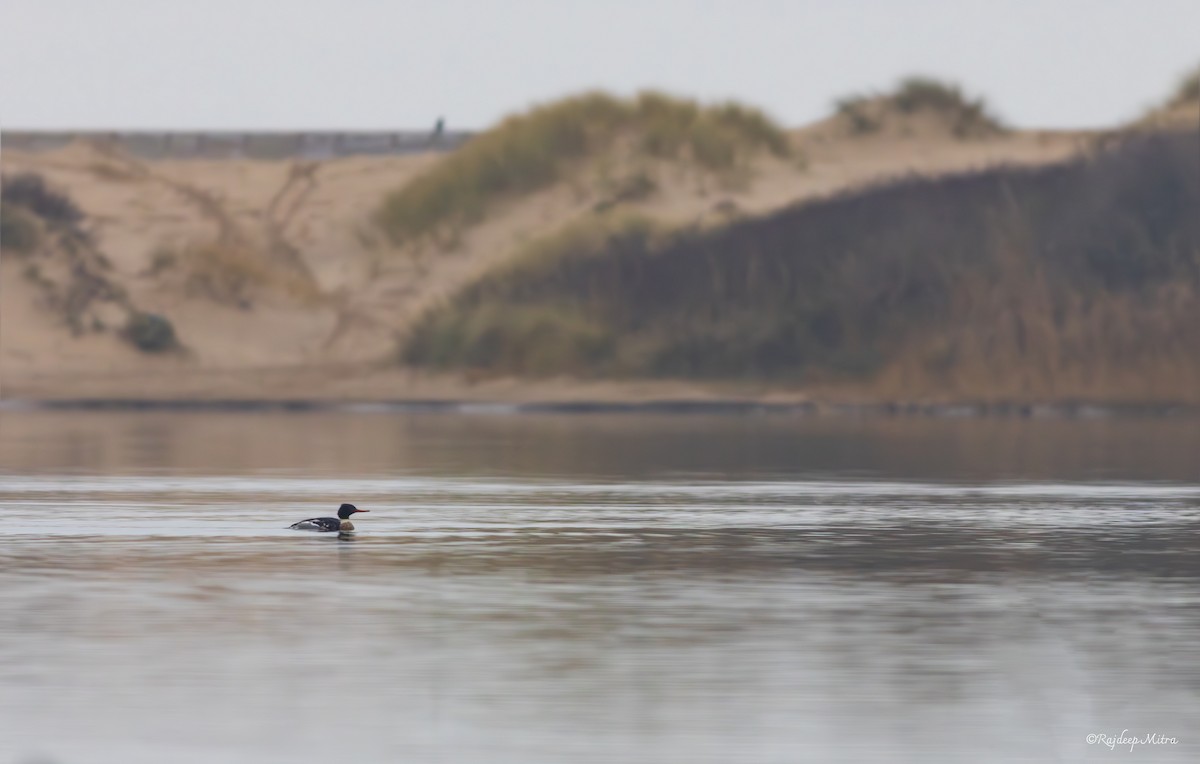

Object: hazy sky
[1,0,1197,131]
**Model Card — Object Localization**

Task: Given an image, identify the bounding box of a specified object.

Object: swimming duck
[289,503,369,532]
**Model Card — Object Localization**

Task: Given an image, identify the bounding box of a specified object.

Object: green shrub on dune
[834,75,1003,138]
[891,77,977,114]
[375,92,789,245]
[124,311,178,353]
[2,172,89,253]
[1,173,84,228]
[1,204,40,253]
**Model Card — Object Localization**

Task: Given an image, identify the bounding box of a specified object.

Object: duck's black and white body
[289,503,369,532]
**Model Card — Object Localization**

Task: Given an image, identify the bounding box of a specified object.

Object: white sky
[1,0,1197,131]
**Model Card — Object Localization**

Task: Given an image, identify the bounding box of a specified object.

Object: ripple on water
[1,414,1199,763]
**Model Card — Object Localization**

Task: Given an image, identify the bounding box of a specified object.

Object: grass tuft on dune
[834,75,1004,138]
[374,92,789,246]
[1168,64,1200,107]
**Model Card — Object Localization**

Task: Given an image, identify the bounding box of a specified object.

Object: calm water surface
[1,411,1198,763]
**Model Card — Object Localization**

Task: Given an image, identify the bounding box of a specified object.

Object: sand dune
[0,115,1106,401]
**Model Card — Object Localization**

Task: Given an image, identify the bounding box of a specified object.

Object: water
[1,411,1198,763]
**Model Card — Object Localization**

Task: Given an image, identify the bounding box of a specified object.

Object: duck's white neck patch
[339,519,355,531]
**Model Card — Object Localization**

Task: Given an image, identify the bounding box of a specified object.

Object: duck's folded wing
[288,517,339,531]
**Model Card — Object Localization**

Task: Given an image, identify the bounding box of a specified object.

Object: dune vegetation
[404,131,1200,403]
[1136,63,1200,127]
[1168,64,1199,107]
[2,172,85,229]
[1,172,189,349]
[2,172,83,254]
[403,214,661,374]
[1,203,40,253]
[374,91,790,245]
[834,76,1004,138]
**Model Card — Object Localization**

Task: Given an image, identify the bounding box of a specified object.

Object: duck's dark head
[337,503,368,519]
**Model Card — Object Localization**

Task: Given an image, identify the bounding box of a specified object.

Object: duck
[289,503,369,532]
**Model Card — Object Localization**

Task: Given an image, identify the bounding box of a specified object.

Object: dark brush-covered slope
[404,131,1200,403]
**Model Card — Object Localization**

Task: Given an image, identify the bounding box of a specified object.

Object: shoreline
[3,396,1196,418]
[3,366,1196,417]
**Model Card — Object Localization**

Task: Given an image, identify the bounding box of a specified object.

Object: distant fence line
[0,130,474,160]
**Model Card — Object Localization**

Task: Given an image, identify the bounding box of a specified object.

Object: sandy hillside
[2,117,1093,401]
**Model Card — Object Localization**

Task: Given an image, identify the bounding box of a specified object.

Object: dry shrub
[88,162,140,182]
[177,242,320,308]
[878,237,1200,402]
[592,167,658,212]
[834,96,880,134]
